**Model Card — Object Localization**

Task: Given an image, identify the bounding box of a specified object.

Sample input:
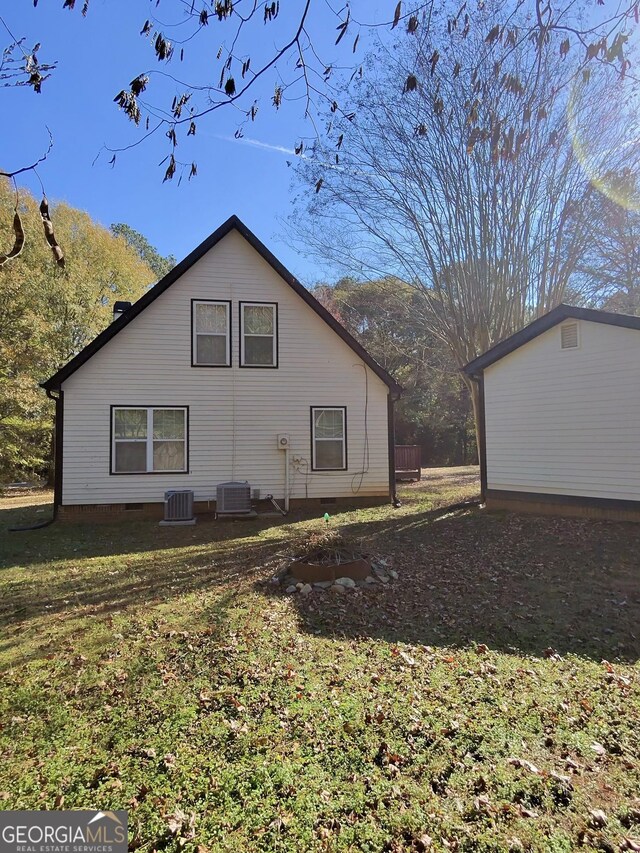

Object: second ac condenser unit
[216,481,252,515]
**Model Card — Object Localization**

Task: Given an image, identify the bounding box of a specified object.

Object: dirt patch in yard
[274,484,640,663]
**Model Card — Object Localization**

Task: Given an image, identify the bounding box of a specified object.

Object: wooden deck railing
[395,445,421,481]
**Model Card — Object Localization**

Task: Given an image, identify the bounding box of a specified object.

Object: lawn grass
[1,468,639,852]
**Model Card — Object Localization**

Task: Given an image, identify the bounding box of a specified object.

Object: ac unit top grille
[216,481,252,514]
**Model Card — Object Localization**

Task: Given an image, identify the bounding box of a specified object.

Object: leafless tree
[8,1,638,181]
[573,183,640,311]
[1,0,639,270]
[290,6,635,445]
[0,15,56,96]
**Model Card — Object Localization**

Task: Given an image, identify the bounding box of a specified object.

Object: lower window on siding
[311,407,347,471]
[112,407,187,473]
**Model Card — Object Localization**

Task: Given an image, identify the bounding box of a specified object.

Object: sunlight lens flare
[568,64,640,211]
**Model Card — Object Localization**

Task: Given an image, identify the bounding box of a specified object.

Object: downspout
[387,391,401,508]
[9,387,62,531]
[48,387,64,514]
[284,444,290,512]
[470,372,487,504]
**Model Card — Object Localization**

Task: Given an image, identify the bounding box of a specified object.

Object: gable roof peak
[42,216,401,394]
[463,303,640,376]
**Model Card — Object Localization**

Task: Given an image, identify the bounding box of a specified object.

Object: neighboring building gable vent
[560,322,579,349]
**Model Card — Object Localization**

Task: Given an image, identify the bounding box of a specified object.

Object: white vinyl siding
[193,300,230,365]
[60,230,390,504]
[312,407,347,470]
[240,302,277,366]
[112,407,187,473]
[484,319,640,501]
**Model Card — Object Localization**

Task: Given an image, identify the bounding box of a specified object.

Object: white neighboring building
[464,304,640,520]
[43,216,401,520]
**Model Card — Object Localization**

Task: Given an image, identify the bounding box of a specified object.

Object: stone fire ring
[289,558,371,584]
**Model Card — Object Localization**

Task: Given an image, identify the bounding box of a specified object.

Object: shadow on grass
[0,501,308,665]
[4,484,639,666]
[261,505,640,664]
[0,488,475,666]
[0,500,297,564]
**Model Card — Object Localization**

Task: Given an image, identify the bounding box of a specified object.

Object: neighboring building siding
[61,230,390,505]
[484,318,640,501]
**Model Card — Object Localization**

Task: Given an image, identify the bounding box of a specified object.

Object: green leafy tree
[110,223,175,280]
[314,278,475,465]
[0,179,156,485]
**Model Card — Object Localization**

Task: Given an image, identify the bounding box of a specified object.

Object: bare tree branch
[0,128,53,179]
[290,5,637,446]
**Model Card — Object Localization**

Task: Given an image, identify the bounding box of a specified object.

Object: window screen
[312,407,347,470]
[193,301,230,365]
[112,407,187,473]
[241,303,277,366]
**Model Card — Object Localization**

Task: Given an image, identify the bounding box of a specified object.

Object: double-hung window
[192,300,231,366]
[311,407,347,471]
[240,302,278,367]
[112,407,188,473]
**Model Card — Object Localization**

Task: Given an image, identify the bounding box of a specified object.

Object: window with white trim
[112,407,187,473]
[192,300,231,366]
[311,407,347,471]
[240,302,277,366]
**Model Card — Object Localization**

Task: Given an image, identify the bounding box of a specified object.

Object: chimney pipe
[112,301,131,323]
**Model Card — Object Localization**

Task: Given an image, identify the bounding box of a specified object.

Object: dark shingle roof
[463,304,640,376]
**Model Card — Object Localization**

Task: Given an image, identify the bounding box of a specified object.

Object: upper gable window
[240,302,278,367]
[192,300,231,366]
[560,322,579,349]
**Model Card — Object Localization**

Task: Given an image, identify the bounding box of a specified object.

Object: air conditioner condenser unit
[159,489,196,525]
[216,481,254,517]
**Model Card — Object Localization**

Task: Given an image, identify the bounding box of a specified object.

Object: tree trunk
[461,373,482,466]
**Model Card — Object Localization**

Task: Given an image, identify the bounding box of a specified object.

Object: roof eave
[463,303,640,376]
[462,304,575,376]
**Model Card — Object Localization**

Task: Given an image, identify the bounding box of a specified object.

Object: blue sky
[3,0,386,284]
